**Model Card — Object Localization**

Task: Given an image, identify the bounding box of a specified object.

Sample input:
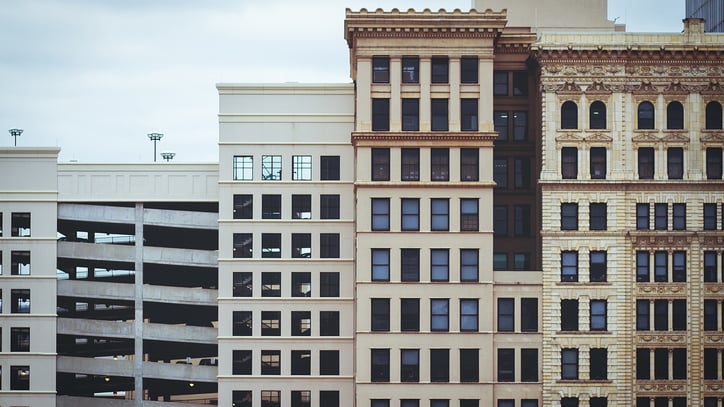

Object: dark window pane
[460,57,478,83]
[372,98,390,131]
[667,101,684,129]
[589,101,606,129]
[561,101,578,129]
[638,148,655,179]
[431,99,449,131]
[372,57,390,83]
[402,57,419,83]
[431,57,449,83]
[638,101,655,129]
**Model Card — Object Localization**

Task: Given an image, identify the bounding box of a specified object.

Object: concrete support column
[134,203,144,406]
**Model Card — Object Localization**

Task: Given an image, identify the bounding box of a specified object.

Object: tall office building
[1,1,723,407]
[687,0,724,32]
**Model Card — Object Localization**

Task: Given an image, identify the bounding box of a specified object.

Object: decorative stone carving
[660,132,690,143]
[700,132,724,143]
[631,132,661,143]
[555,132,583,142]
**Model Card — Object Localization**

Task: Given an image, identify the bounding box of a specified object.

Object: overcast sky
[0,0,684,163]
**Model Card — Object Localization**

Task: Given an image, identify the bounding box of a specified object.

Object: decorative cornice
[351,131,497,145]
[636,332,687,345]
[637,283,688,297]
[629,232,696,248]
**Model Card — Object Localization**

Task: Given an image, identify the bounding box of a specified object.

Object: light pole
[9,128,23,146]
[147,133,163,162]
[160,152,176,162]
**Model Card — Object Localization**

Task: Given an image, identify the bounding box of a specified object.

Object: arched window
[589,101,606,129]
[638,101,655,129]
[561,101,578,129]
[706,101,723,130]
[666,101,684,129]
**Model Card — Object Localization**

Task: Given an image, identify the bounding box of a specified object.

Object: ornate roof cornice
[351,131,496,146]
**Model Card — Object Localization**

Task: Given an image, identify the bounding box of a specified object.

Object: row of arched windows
[561,100,723,130]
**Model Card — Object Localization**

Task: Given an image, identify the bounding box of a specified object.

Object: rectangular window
[400,349,420,382]
[513,111,527,141]
[291,391,310,407]
[430,349,450,382]
[291,311,311,336]
[371,249,390,281]
[561,299,579,331]
[639,147,655,179]
[655,203,668,230]
[233,272,252,297]
[514,253,530,271]
[401,57,419,83]
[10,327,29,352]
[371,298,390,331]
[514,205,531,236]
[493,253,508,271]
[521,348,538,382]
[707,147,723,179]
[401,198,420,231]
[9,212,29,238]
[401,98,420,131]
[319,272,340,297]
[561,348,579,380]
[637,300,650,330]
[561,251,578,282]
[497,348,514,382]
[589,203,607,230]
[460,56,478,83]
[704,251,718,282]
[401,298,420,331]
[431,299,449,331]
[590,251,607,282]
[521,298,538,332]
[672,251,686,282]
[668,147,684,179]
[233,156,253,181]
[401,148,420,181]
[494,111,508,141]
[292,155,312,180]
[291,195,311,219]
[291,350,311,374]
[233,350,252,374]
[320,311,340,336]
[320,155,340,180]
[461,99,478,131]
[704,348,718,379]
[460,148,479,181]
[654,348,668,379]
[400,249,420,282]
[262,194,281,219]
[431,148,449,181]
[460,299,478,331]
[673,203,686,230]
[590,147,606,179]
[261,234,281,258]
[493,158,508,188]
[292,233,311,258]
[704,203,717,230]
[497,298,514,332]
[494,71,508,96]
[561,203,578,230]
[371,349,390,382]
[590,348,608,380]
[371,198,390,231]
[673,299,686,331]
[261,350,281,375]
[636,348,650,379]
[320,194,340,219]
[232,391,252,407]
[292,272,312,297]
[320,233,340,258]
[637,251,650,282]
[372,98,390,131]
[654,251,668,282]
[673,348,687,379]
[590,300,607,331]
[430,249,449,282]
[372,56,390,83]
[431,199,449,231]
[460,349,479,382]
[514,158,530,189]
[431,99,449,131]
[261,390,280,407]
[233,311,252,336]
[637,203,650,230]
[319,350,339,375]
[431,57,448,83]
[704,299,718,331]
[261,311,281,336]
[460,198,479,231]
[11,289,30,313]
[371,148,390,180]
[494,206,507,236]
[654,299,668,331]
[233,194,253,219]
[371,401,390,407]
[513,71,528,96]
[261,155,282,181]
[562,147,578,179]
[460,249,478,282]
[10,251,30,276]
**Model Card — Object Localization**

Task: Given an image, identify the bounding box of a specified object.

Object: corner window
[292,155,312,180]
[638,101,655,129]
[233,155,253,180]
[706,101,723,129]
[372,98,390,131]
[431,57,449,83]
[460,199,479,231]
[371,249,390,281]
[371,148,390,181]
[589,101,606,129]
[401,98,420,131]
[233,194,253,219]
[401,148,420,181]
[320,155,340,180]
[590,147,606,179]
[431,99,449,131]
[460,57,478,83]
[667,101,684,129]
[561,147,578,179]
[401,57,419,83]
[372,57,390,83]
[460,99,478,131]
[561,101,578,129]
[430,249,449,282]
[667,147,684,179]
[638,147,655,179]
[460,148,479,181]
[261,155,282,181]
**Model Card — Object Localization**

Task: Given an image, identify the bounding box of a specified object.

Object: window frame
[261,155,282,181]
[372,56,390,83]
[401,198,420,231]
[401,98,420,131]
[292,155,312,181]
[460,99,478,131]
[233,155,253,181]
[371,148,390,180]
